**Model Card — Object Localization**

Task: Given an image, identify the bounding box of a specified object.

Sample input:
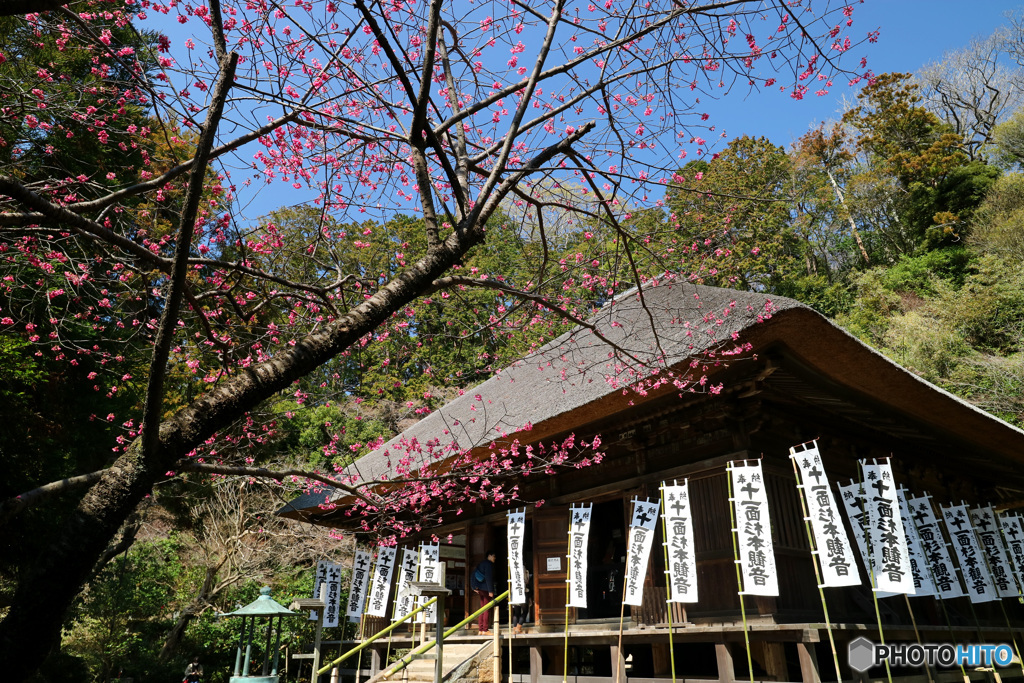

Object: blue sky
[159,1,1024,220]
[710,1,1022,148]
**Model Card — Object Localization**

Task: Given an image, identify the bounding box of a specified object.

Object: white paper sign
[418,544,441,623]
[392,548,419,622]
[860,461,915,595]
[508,510,528,605]
[906,495,965,599]
[623,499,660,606]
[312,560,331,621]
[942,503,998,603]
[897,489,936,597]
[345,550,372,623]
[837,481,876,588]
[567,505,592,608]
[791,445,860,588]
[971,506,1018,598]
[662,481,698,602]
[323,562,343,627]
[998,513,1024,594]
[729,461,779,596]
[365,547,397,617]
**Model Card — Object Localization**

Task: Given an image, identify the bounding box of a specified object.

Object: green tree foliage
[666,136,798,291]
[971,172,1024,261]
[990,106,1024,168]
[63,540,181,681]
[0,8,156,190]
[842,72,1000,252]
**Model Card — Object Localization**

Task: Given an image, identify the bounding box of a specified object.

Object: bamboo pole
[857,460,893,683]
[659,481,678,683]
[907,493,969,683]
[967,504,1024,679]
[368,590,510,680]
[615,498,635,683]
[564,506,575,683]
[727,461,755,683]
[789,445,843,683]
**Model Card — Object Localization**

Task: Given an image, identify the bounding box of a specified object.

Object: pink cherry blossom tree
[0,0,871,675]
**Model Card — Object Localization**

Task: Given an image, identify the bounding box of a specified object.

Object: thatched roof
[279,281,1024,519]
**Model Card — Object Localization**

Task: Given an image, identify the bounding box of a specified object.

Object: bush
[879,247,974,295]
[971,172,1024,262]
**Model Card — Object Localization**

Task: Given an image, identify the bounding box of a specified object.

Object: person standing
[470,551,496,634]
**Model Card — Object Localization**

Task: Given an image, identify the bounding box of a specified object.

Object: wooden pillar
[548,646,564,680]
[370,649,381,678]
[758,642,789,681]
[530,646,543,683]
[797,642,821,683]
[716,643,736,683]
[652,643,672,676]
[611,644,628,683]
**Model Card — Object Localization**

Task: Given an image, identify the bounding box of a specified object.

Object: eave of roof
[278,281,1024,519]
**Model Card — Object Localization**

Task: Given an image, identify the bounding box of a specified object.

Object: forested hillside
[2,1,1023,681]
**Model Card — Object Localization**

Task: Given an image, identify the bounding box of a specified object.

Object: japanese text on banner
[860,461,915,595]
[730,461,779,597]
[418,544,441,623]
[791,445,860,588]
[568,505,592,609]
[392,548,419,622]
[906,495,965,599]
[942,503,998,603]
[366,547,397,618]
[345,551,372,623]
[508,511,527,605]
[662,482,698,603]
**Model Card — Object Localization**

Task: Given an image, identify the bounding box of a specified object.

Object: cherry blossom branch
[0,113,300,225]
[140,49,239,482]
[178,462,374,505]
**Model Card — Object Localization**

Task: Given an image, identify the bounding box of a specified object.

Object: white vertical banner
[365,547,397,617]
[507,510,528,605]
[837,481,875,584]
[729,461,779,597]
[418,543,441,623]
[790,444,860,587]
[998,513,1024,594]
[323,562,343,628]
[860,460,915,595]
[970,506,1019,598]
[942,503,998,603]
[897,488,936,597]
[623,498,660,606]
[661,481,698,602]
[392,548,419,622]
[345,550,372,623]
[907,495,965,599]
[567,504,592,608]
[311,560,331,620]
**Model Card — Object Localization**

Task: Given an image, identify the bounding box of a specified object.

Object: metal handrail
[378,589,510,680]
[318,589,510,678]
[317,596,437,675]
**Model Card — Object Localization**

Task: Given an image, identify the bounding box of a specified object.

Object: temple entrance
[581,498,627,619]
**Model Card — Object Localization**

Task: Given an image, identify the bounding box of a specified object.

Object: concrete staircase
[376,641,492,683]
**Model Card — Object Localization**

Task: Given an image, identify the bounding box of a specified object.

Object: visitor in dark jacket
[470,551,497,634]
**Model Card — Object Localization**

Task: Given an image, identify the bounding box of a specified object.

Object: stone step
[394,642,489,683]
